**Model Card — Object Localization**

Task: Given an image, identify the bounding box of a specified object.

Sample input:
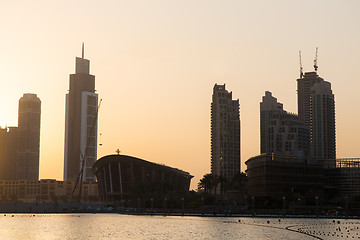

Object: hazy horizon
[1,1,360,189]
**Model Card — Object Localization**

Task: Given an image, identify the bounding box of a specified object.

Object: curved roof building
[92,154,193,202]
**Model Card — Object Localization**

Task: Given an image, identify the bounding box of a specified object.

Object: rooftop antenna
[82,42,84,59]
[314,47,318,72]
[299,51,303,78]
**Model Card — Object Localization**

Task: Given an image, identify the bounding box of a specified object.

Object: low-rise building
[0,179,99,202]
[92,154,193,202]
[246,153,324,204]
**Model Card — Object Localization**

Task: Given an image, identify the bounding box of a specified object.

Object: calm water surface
[0,214,359,239]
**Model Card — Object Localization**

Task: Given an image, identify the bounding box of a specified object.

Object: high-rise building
[211,84,240,180]
[260,91,309,158]
[310,80,336,165]
[297,71,336,164]
[16,93,41,180]
[64,45,98,182]
[0,127,18,180]
[297,72,323,126]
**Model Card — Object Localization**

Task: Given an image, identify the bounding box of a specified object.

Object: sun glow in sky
[1,0,360,189]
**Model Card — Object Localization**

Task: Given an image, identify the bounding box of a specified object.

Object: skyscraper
[211,84,240,180]
[0,127,18,180]
[260,91,309,158]
[64,45,98,182]
[16,93,41,180]
[297,72,323,126]
[310,80,336,165]
[297,71,336,164]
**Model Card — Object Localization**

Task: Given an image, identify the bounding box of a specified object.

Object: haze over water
[1,214,359,239]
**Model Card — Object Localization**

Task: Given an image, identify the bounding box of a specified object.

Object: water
[0,214,359,239]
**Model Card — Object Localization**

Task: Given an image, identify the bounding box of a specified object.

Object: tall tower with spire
[64,44,98,182]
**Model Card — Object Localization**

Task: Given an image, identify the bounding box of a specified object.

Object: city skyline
[1,1,360,189]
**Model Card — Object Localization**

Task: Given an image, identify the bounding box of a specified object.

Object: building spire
[75,42,89,74]
[82,42,84,59]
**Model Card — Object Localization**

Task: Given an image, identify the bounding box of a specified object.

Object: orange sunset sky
[1,1,360,189]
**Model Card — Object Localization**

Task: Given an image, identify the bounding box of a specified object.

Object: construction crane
[314,47,318,72]
[299,51,303,78]
[70,98,102,202]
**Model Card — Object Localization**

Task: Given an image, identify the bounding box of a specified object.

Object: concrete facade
[16,93,41,180]
[0,127,18,180]
[211,84,240,180]
[260,91,309,158]
[297,72,336,163]
[0,179,99,203]
[310,80,336,165]
[246,154,324,201]
[297,72,322,126]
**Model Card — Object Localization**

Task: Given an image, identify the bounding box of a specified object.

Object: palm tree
[198,173,218,195]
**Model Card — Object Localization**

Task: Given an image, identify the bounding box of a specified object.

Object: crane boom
[314,47,318,72]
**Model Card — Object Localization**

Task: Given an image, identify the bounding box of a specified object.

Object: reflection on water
[0,214,359,239]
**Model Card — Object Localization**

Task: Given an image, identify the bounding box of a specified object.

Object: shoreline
[0,202,358,220]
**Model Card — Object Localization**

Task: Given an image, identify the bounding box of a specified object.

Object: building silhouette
[64,45,98,182]
[260,91,309,158]
[297,72,322,126]
[310,79,336,165]
[93,154,193,202]
[297,72,336,164]
[247,58,339,206]
[0,179,99,202]
[242,51,360,211]
[246,153,323,201]
[211,84,240,180]
[0,127,18,180]
[16,93,41,180]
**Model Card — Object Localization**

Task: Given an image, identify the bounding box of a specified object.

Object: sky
[0,0,360,189]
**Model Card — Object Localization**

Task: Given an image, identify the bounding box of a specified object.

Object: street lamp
[251,196,255,215]
[181,197,184,214]
[282,196,286,216]
[282,196,286,209]
[164,197,167,210]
